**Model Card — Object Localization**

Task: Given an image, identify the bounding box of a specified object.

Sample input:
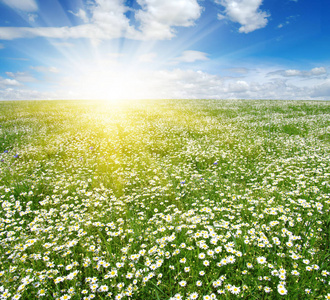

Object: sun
[57,55,165,101]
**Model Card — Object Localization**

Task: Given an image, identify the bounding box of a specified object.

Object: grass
[0,99,329,300]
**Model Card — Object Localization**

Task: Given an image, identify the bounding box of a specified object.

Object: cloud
[135,0,202,39]
[2,66,330,100]
[277,15,298,29]
[0,43,4,49]
[225,67,249,74]
[0,0,202,41]
[0,0,137,41]
[268,67,327,78]
[310,67,327,76]
[138,52,157,63]
[6,57,29,61]
[0,87,57,100]
[5,71,36,82]
[215,0,270,33]
[277,21,289,29]
[311,79,330,98]
[51,42,75,48]
[30,66,59,73]
[1,0,38,12]
[28,13,38,23]
[174,50,209,63]
[0,77,21,88]
[49,65,328,100]
[142,69,318,100]
[226,80,249,92]
[68,9,89,23]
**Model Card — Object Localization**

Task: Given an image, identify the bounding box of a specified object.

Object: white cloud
[1,0,38,12]
[30,66,59,73]
[107,52,125,59]
[0,0,201,41]
[28,13,38,23]
[217,13,226,20]
[311,79,330,98]
[68,9,89,23]
[277,16,298,29]
[215,0,269,33]
[277,21,289,29]
[52,42,75,48]
[2,66,330,100]
[226,80,249,92]
[47,64,328,100]
[0,0,137,41]
[135,0,202,39]
[225,67,249,74]
[5,71,36,82]
[310,67,327,76]
[268,67,327,78]
[174,50,209,63]
[0,87,57,100]
[0,77,21,88]
[138,52,157,63]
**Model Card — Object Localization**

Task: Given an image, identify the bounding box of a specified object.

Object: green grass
[0,99,329,300]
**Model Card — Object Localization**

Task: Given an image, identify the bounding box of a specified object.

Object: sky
[0,0,329,100]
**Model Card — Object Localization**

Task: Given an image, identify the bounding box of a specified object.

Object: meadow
[0,99,329,300]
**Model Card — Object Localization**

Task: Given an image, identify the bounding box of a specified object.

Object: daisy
[257,256,267,264]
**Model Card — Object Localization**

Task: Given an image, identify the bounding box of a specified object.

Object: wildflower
[38,289,47,296]
[99,285,108,292]
[227,255,235,264]
[117,282,125,289]
[190,292,199,299]
[179,281,187,287]
[230,286,240,295]
[279,274,286,280]
[247,263,253,269]
[213,280,222,287]
[277,286,287,295]
[115,294,123,300]
[90,284,98,292]
[173,293,182,300]
[257,256,267,264]
[203,260,210,266]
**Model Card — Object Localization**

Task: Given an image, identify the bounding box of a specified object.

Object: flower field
[0,99,329,300]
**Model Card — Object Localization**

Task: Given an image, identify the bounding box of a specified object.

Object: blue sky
[0,0,329,100]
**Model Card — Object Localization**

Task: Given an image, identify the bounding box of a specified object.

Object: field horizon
[0,99,329,300]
